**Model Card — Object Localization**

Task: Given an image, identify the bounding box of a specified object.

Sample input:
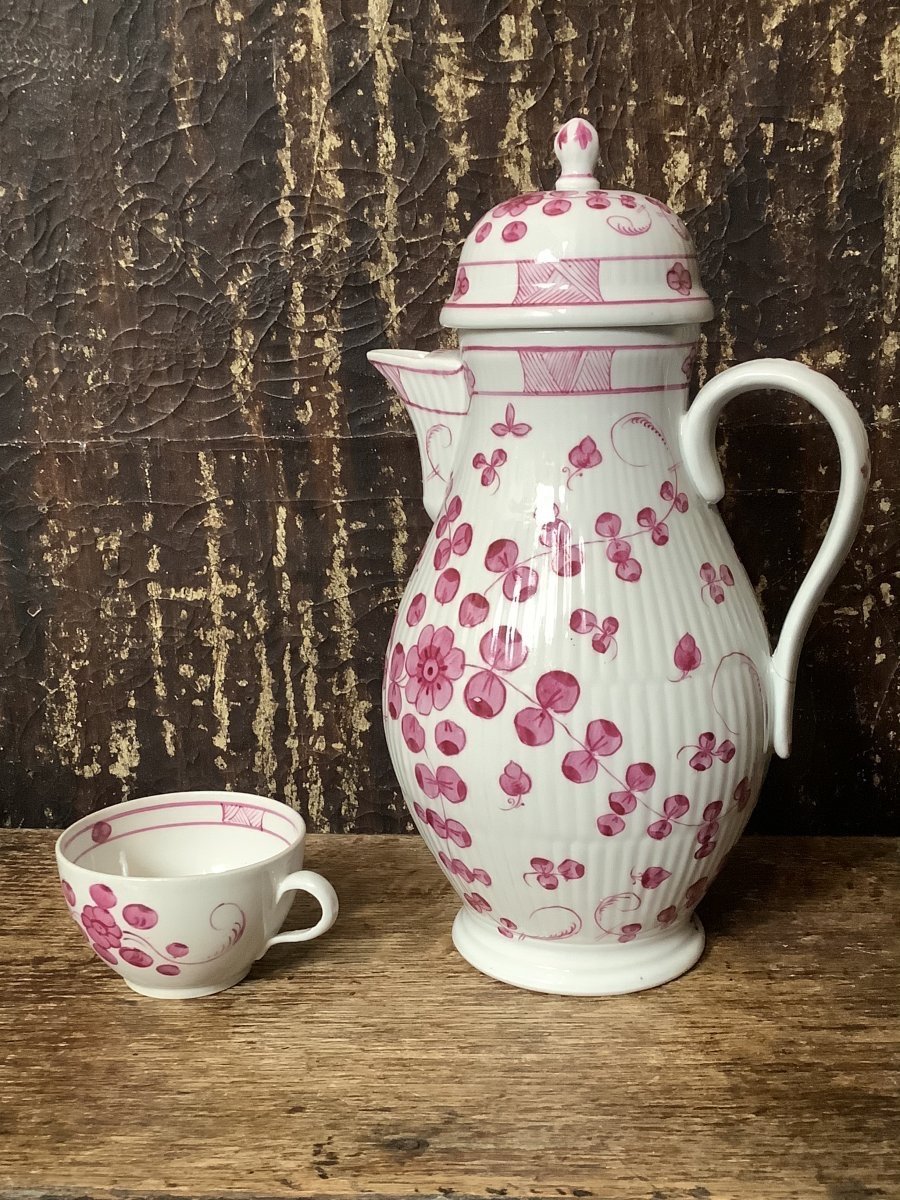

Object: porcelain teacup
[55,790,338,999]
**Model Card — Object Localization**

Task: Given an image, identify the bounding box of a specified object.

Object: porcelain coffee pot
[369,118,869,995]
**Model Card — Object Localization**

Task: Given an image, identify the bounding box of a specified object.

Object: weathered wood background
[0,0,896,833]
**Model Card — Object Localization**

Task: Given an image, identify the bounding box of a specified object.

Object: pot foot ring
[452,907,705,996]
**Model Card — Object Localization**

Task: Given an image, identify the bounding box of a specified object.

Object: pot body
[384,324,771,994]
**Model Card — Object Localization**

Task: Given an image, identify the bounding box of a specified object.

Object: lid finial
[554,117,600,191]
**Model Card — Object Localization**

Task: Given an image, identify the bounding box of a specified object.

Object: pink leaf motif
[406,593,426,626]
[699,562,717,584]
[647,819,673,840]
[663,794,690,819]
[485,538,519,573]
[673,633,702,679]
[684,877,709,908]
[625,761,656,791]
[597,813,626,837]
[562,749,598,784]
[574,120,592,149]
[464,670,507,719]
[618,923,641,943]
[503,564,539,603]
[607,538,632,564]
[492,402,531,438]
[657,905,677,925]
[595,512,621,538]
[586,718,623,756]
[568,436,602,470]
[615,557,642,583]
[570,608,597,634]
[451,523,473,556]
[660,481,675,503]
[445,818,472,849]
[714,739,735,763]
[514,707,554,746]
[535,670,580,713]
[500,761,532,796]
[401,714,425,753]
[479,626,527,672]
[720,565,735,586]
[433,539,451,570]
[435,569,460,604]
[703,800,724,820]
[608,790,637,815]
[465,893,492,914]
[639,867,671,889]
[414,763,440,799]
[447,496,462,521]
[734,777,751,810]
[436,765,467,803]
[459,593,489,627]
[558,859,585,880]
[434,719,466,756]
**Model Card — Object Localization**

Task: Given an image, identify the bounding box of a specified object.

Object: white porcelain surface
[369,116,869,996]
[55,790,339,998]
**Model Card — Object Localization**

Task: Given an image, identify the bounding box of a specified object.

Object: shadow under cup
[56,791,309,999]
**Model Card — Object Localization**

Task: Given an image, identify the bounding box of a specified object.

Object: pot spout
[368,348,470,522]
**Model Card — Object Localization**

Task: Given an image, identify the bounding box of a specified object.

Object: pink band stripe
[460,254,699,267]
[385,364,464,377]
[445,296,709,308]
[72,821,292,866]
[474,383,689,397]
[60,799,298,854]
[467,341,696,353]
[402,398,471,417]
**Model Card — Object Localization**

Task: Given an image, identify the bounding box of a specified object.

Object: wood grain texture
[0,0,897,832]
[0,830,898,1200]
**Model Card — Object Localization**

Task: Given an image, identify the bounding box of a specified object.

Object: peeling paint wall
[0,0,896,833]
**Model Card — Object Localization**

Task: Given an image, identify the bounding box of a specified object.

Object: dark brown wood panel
[0,0,896,831]
[1,831,898,1199]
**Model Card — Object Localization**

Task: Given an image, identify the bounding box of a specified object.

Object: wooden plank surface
[0,0,897,835]
[0,831,897,1200]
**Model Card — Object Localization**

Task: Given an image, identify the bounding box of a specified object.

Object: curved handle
[262,870,339,954]
[681,359,869,759]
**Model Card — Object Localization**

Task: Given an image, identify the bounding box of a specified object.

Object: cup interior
[57,791,305,879]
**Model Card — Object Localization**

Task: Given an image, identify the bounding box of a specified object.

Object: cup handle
[262,870,339,953]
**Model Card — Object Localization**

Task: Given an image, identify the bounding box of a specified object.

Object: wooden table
[0,832,897,1200]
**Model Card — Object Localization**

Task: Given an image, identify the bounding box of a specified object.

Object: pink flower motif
[666,261,692,295]
[636,506,669,546]
[679,731,736,771]
[500,761,531,801]
[562,718,623,785]
[91,821,112,844]
[451,267,469,301]
[406,593,426,626]
[415,762,467,804]
[498,917,518,938]
[494,193,543,218]
[659,480,688,513]
[472,448,507,487]
[586,191,611,209]
[672,633,702,680]
[61,880,76,906]
[405,624,464,715]
[700,562,735,605]
[475,222,492,243]
[122,904,158,930]
[569,609,620,657]
[491,402,531,438]
[621,194,637,210]
[464,892,492,914]
[81,905,122,951]
[607,761,656,818]
[525,856,585,889]
[502,220,527,243]
[568,436,602,470]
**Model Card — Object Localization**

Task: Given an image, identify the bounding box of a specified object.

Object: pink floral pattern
[405,625,464,716]
[666,261,692,295]
[379,335,768,953]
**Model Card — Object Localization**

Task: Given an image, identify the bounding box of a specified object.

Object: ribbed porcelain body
[383,325,771,964]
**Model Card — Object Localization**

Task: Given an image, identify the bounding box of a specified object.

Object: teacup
[55,790,338,999]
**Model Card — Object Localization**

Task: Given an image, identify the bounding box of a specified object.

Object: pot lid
[440,117,713,329]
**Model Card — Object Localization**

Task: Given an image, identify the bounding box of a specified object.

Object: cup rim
[55,789,307,884]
